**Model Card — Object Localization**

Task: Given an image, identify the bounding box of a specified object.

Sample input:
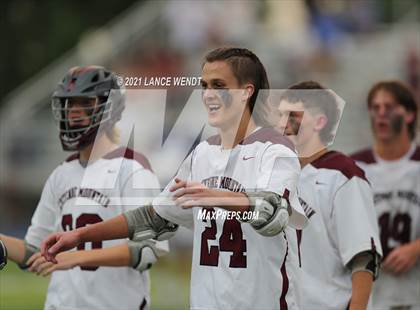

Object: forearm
[70,244,130,267]
[349,271,373,310]
[409,239,420,257]
[0,234,26,264]
[78,215,129,243]
[214,191,250,212]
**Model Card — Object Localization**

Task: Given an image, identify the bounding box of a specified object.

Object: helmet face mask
[51,66,125,151]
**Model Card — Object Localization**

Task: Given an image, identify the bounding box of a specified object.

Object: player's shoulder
[312,150,368,181]
[205,127,295,151]
[103,147,153,171]
[350,148,376,164]
[241,127,295,150]
[58,152,80,171]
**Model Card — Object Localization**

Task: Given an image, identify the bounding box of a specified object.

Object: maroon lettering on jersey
[312,151,369,182]
[409,145,420,161]
[350,148,376,164]
[206,127,296,153]
[103,147,153,171]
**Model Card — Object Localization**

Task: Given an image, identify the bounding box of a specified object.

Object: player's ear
[405,110,415,125]
[314,114,328,132]
[241,84,254,103]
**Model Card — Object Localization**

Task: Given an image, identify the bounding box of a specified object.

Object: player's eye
[213,83,226,89]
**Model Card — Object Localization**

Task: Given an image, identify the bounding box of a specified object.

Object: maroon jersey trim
[280,233,289,310]
[312,151,368,182]
[103,147,152,171]
[296,230,302,268]
[350,148,376,164]
[409,145,420,161]
[206,127,295,152]
[139,297,147,310]
[206,134,221,145]
[65,153,80,162]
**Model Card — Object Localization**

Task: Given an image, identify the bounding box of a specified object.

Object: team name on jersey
[374,190,420,207]
[299,197,316,219]
[58,187,110,209]
[202,176,246,193]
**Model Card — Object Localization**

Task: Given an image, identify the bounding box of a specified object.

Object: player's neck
[374,133,412,161]
[79,134,119,163]
[300,148,328,167]
[298,136,326,166]
[220,111,257,149]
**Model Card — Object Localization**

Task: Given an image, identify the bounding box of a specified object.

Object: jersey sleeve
[333,177,383,266]
[258,144,307,229]
[152,152,194,230]
[25,171,60,249]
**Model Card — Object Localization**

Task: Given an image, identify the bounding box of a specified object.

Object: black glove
[0,240,7,270]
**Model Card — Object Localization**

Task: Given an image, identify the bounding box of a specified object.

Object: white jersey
[352,144,420,309]
[25,147,168,310]
[154,127,307,310]
[298,151,382,310]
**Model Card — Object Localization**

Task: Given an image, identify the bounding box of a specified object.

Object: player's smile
[204,97,223,115]
[207,103,222,113]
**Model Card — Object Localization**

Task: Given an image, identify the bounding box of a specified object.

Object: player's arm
[41,214,129,262]
[0,170,58,269]
[0,234,25,265]
[29,243,130,276]
[333,176,382,307]
[171,144,305,236]
[349,270,373,310]
[30,239,163,276]
[171,178,291,235]
[347,251,377,310]
[42,205,177,263]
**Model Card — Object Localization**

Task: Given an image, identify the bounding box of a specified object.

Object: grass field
[0,253,191,310]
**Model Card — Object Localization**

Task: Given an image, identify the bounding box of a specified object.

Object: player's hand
[41,231,81,263]
[170,178,206,208]
[383,242,419,275]
[27,252,77,276]
[170,178,249,211]
[27,252,54,276]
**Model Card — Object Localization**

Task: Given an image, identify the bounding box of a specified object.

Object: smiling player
[40,47,307,310]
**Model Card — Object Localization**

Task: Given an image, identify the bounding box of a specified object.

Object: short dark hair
[203,47,270,126]
[279,81,340,144]
[367,80,418,140]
